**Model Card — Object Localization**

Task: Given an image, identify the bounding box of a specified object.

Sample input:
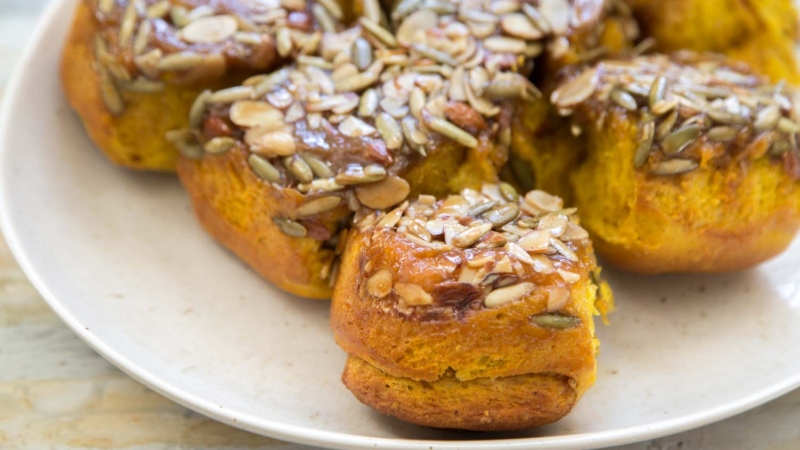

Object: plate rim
[1,1,800,449]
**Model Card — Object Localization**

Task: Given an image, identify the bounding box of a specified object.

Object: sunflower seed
[649,76,666,109]
[485,282,534,308]
[409,87,426,120]
[355,175,411,209]
[550,237,579,262]
[274,218,307,237]
[778,117,800,134]
[276,27,293,57]
[411,43,458,67]
[204,136,236,154]
[98,68,124,116]
[707,108,747,125]
[530,313,581,329]
[296,196,341,218]
[633,121,655,167]
[707,126,738,142]
[119,2,138,45]
[427,117,478,148]
[662,125,701,155]
[146,1,170,18]
[338,115,377,137]
[483,36,527,54]
[485,73,541,100]
[611,89,637,111]
[253,68,290,97]
[754,105,781,131]
[118,78,165,93]
[651,159,698,176]
[334,61,383,92]
[133,20,151,55]
[155,52,203,71]
[99,0,115,13]
[375,113,404,149]
[208,86,255,104]
[359,17,397,48]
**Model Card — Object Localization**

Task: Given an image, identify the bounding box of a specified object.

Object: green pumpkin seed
[500,182,519,201]
[248,154,281,183]
[273,218,307,237]
[707,126,738,142]
[662,125,701,155]
[633,121,655,168]
[648,76,666,109]
[203,137,235,154]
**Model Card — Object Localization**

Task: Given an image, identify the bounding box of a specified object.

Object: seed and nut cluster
[174,0,614,235]
[551,54,800,177]
[92,0,326,115]
[357,182,589,322]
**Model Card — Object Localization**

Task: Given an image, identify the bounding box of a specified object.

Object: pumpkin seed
[427,117,478,148]
[273,218,307,237]
[283,155,314,183]
[633,121,655,167]
[248,154,282,183]
[483,203,519,228]
[662,125,701,155]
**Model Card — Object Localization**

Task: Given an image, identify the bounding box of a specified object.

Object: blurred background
[0,1,798,449]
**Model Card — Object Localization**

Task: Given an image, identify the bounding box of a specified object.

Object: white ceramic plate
[3,1,800,448]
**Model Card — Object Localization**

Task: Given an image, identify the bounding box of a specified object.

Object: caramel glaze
[331,226,602,384]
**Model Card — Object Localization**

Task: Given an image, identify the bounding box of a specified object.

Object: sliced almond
[355,175,410,209]
[394,283,433,306]
[230,101,284,128]
[366,269,393,298]
[180,15,238,43]
[485,282,534,308]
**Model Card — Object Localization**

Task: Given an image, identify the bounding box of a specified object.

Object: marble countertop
[1,1,799,449]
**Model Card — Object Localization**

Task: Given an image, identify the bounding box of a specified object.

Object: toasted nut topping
[366,269,393,298]
[485,282,534,308]
[394,283,433,306]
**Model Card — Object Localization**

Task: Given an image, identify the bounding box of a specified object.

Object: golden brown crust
[571,111,800,274]
[177,146,349,299]
[342,355,577,431]
[329,184,615,430]
[513,54,800,274]
[61,2,243,172]
[60,2,252,171]
[331,228,599,388]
